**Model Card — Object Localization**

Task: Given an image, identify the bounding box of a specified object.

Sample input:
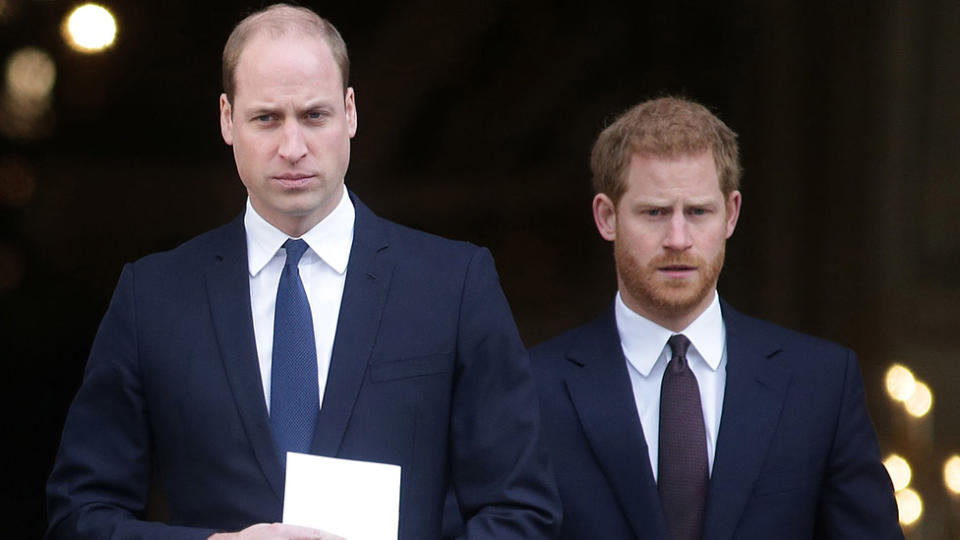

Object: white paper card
[283,452,401,540]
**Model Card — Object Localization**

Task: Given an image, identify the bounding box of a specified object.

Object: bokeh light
[1,47,56,140]
[883,454,912,492]
[5,47,56,102]
[885,364,916,402]
[904,381,933,418]
[63,4,117,53]
[895,488,923,526]
[945,455,960,494]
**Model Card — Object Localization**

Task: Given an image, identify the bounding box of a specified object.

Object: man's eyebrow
[630,199,687,206]
[300,100,336,110]
[239,102,279,113]
[684,198,720,206]
[628,197,720,207]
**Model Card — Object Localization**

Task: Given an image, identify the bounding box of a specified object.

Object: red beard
[614,241,725,322]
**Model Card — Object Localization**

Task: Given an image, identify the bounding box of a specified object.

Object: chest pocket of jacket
[368,353,452,383]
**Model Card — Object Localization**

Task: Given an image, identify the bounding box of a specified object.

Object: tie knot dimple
[667,334,691,360]
[283,238,309,266]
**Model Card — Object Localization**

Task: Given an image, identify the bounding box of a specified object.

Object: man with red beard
[530,96,902,539]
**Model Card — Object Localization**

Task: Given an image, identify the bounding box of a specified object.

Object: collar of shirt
[244,188,355,277]
[614,290,724,375]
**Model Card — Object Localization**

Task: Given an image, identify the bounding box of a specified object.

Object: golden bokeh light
[883,454,912,492]
[895,488,922,526]
[5,47,56,101]
[885,364,915,402]
[904,381,933,418]
[1,48,56,140]
[945,455,960,494]
[63,4,117,53]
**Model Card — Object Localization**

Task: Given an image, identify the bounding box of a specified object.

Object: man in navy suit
[530,96,902,539]
[46,5,559,539]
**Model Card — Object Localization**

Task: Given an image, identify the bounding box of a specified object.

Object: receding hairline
[234,30,340,77]
[222,4,350,102]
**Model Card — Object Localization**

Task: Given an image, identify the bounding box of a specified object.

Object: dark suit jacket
[47,193,560,540]
[531,300,902,539]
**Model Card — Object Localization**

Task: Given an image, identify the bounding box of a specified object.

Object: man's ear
[725,190,741,239]
[344,87,357,138]
[593,193,617,241]
[219,93,234,146]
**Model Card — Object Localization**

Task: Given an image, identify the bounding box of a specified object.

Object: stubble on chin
[614,240,725,322]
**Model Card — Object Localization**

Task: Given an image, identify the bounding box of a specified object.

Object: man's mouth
[658,264,696,277]
[273,173,314,187]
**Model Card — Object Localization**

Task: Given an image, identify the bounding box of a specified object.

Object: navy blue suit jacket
[531,301,902,539]
[47,193,560,539]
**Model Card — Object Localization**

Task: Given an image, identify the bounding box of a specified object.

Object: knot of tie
[283,238,309,266]
[667,334,692,372]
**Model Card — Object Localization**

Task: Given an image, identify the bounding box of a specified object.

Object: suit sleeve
[815,350,903,539]
[46,264,217,540]
[448,248,562,539]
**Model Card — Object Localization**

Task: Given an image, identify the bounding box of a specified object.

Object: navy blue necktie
[658,334,708,540]
[270,239,318,466]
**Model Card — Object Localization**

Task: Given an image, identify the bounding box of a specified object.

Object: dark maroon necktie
[658,334,708,540]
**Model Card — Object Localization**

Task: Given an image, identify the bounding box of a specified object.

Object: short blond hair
[590,96,741,203]
[222,4,349,103]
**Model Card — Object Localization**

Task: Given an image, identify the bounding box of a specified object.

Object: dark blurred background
[2,0,958,537]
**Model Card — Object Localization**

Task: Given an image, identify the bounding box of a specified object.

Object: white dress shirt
[615,290,727,481]
[244,189,355,412]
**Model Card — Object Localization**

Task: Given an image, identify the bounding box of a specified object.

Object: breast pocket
[368,353,452,383]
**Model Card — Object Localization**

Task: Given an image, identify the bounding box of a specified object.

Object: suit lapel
[702,302,792,540]
[564,309,669,540]
[310,193,393,456]
[205,216,285,500]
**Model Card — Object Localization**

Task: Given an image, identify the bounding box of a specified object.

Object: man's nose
[664,213,693,250]
[278,122,308,162]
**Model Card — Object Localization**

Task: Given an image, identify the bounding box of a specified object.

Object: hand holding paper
[207,522,345,540]
[282,452,401,540]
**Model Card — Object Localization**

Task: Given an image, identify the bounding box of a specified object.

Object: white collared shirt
[244,189,355,412]
[615,291,727,481]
